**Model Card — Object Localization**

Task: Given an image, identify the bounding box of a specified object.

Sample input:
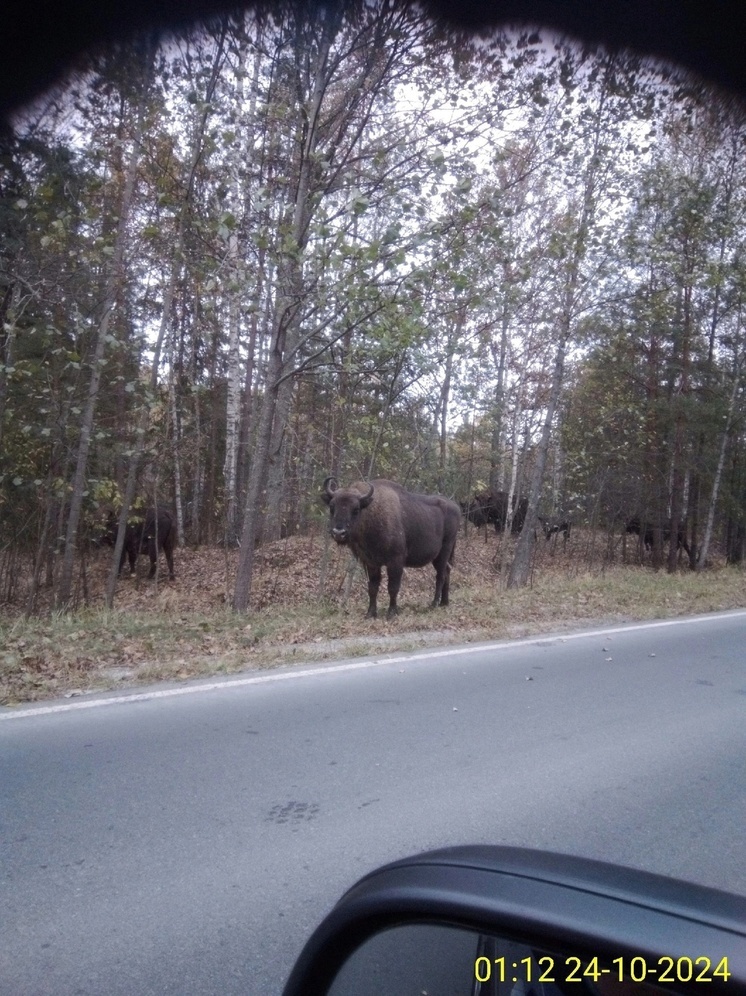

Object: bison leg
[432,540,456,608]
[120,542,136,575]
[385,564,403,619]
[440,562,451,606]
[680,536,693,564]
[163,537,176,580]
[432,560,451,608]
[147,531,176,581]
[148,543,158,579]
[366,565,382,618]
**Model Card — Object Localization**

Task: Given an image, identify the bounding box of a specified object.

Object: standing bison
[538,516,571,542]
[461,496,492,530]
[461,491,528,534]
[625,517,691,559]
[104,508,176,580]
[322,478,460,619]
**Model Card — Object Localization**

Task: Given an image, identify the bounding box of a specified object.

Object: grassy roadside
[2,536,745,706]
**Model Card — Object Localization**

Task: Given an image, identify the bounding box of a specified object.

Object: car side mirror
[283,846,746,996]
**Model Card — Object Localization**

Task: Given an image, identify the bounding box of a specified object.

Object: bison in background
[322,477,460,619]
[539,517,571,542]
[460,495,492,531]
[104,508,176,580]
[460,492,502,542]
[461,491,528,535]
[625,517,691,560]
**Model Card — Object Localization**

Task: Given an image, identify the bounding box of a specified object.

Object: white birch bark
[697,359,742,570]
[223,230,243,545]
[168,340,185,546]
[223,36,259,545]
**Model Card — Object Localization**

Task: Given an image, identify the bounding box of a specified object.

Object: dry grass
[2,527,745,705]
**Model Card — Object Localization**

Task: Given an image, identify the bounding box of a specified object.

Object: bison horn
[359,483,374,508]
[322,476,338,505]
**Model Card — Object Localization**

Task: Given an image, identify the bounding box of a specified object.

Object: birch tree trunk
[223,35,262,545]
[438,329,456,494]
[667,271,693,573]
[169,338,185,546]
[223,231,244,546]
[507,55,610,588]
[698,356,742,570]
[0,282,21,454]
[507,328,570,587]
[489,298,510,494]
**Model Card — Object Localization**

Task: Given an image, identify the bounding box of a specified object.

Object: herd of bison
[103,479,691,618]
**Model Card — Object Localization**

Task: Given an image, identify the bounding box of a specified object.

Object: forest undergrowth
[1,527,745,705]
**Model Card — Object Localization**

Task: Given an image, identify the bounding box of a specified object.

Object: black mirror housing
[283,846,746,996]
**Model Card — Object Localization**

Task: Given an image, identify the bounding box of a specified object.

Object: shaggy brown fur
[322,478,460,619]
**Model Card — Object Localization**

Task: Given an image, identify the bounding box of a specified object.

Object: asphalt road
[2,611,745,995]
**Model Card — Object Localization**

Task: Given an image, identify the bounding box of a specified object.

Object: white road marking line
[2,609,744,721]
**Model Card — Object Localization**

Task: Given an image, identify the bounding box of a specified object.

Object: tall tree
[508,50,638,587]
[232,0,445,609]
[56,42,155,609]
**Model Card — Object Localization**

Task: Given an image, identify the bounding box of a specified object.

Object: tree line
[2,0,746,613]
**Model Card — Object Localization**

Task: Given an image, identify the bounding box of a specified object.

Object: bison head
[321,477,375,546]
[91,508,119,548]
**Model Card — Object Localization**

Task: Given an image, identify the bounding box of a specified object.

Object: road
[1,611,745,995]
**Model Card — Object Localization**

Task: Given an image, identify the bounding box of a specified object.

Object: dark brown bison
[463,491,527,535]
[322,478,460,619]
[625,517,690,558]
[460,494,497,539]
[460,496,491,530]
[481,491,509,532]
[539,516,571,541]
[104,508,176,580]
